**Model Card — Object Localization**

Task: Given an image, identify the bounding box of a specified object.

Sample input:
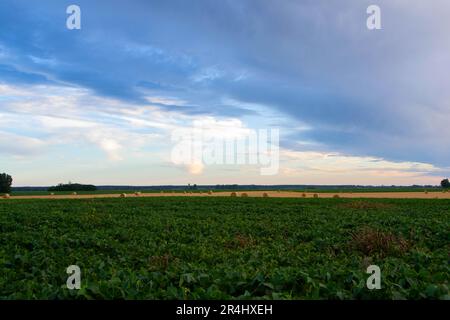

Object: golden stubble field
[4,191,450,200]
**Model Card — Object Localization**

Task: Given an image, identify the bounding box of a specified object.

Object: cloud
[86,132,123,161]
[191,66,225,83]
[0,84,169,161]
[0,83,255,169]
[0,131,46,156]
[1,1,449,184]
[280,149,444,184]
[187,161,204,175]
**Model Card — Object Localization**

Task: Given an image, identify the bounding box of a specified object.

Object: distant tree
[441,179,450,189]
[0,173,13,194]
[48,183,97,192]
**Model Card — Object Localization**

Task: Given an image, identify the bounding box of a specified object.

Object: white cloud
[0,84,251,170]
[86,132,123,161]
[280,149,442,180]
[191,66,225,83]
[145,96,187,106]
[0,83,446,185]
[0,84,171,161]
[187,161,204,175]
[37,116,96,129]
[0,131,46,156]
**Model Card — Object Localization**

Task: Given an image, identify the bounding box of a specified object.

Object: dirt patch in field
[148,254,178,271]
[349,227,411,257]
[224,234,255,249]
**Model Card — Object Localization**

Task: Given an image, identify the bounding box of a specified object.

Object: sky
[0,0,449,186]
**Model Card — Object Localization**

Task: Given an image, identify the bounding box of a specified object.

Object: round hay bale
[50,192,55,196]
[3,193,10,199]
[333,194,340,198]
[208,190,213,195]
[230,192,237,197]
[72,192,77,196]
[263,193,269,198]
[135,192,141,196]
[302,193,306,198]
[313,193,319,198]
[241,193,248,197]
[120,193,127,198]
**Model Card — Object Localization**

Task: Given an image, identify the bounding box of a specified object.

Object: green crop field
[0,197,448,300]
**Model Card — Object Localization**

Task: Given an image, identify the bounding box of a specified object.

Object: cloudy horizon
[1,0,449,187]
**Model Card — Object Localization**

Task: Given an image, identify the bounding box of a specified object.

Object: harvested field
[3,191,450,200]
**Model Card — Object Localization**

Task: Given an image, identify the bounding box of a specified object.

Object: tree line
[442,179,450,189]
[0,173,12,194]
[1,173,450,194]
[48,183,97,192]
